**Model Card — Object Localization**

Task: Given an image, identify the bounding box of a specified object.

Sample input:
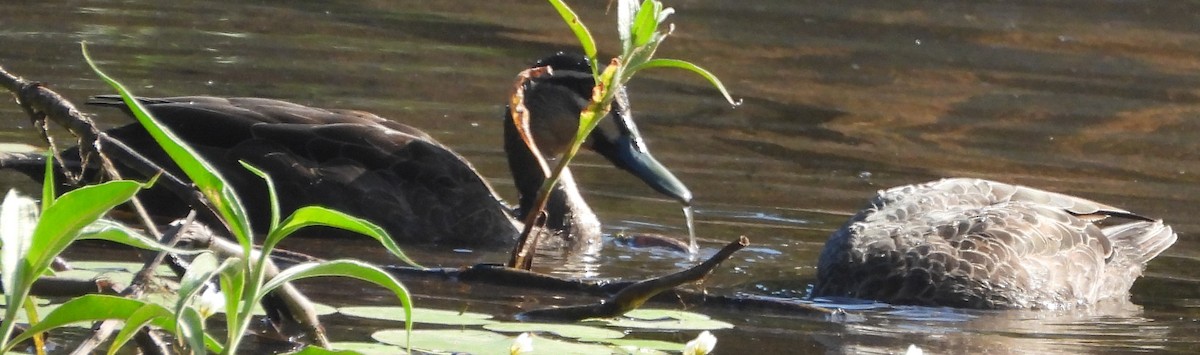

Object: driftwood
[516,236,750,321]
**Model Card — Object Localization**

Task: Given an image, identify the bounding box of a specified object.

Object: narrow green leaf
[177,306,208,354]
[259,260,413,349]
[40,151,53,213]
[81,43,255,252]
[5,295,222,353]
[631,58,740,107]
[631,0,660,47]
[240,161,280,232]
[78,219,201,255]
[26,180,142,275]
[546,0,597,72]
[106,303,172,355]
[265,206,421,268]
[218,259,246,345]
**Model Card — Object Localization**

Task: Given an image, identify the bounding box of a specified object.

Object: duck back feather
[813,178,1175,309]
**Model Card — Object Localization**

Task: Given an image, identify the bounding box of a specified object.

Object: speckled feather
[813,178,1176,309]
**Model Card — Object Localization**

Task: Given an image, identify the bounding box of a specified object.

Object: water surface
[5,0,1200,353]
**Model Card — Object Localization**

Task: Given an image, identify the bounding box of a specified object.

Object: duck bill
[589,91,693,205]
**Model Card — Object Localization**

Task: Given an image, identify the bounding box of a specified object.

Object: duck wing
[85,96,518,247]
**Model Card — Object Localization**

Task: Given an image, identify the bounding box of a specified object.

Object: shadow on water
[7,0,1200,353]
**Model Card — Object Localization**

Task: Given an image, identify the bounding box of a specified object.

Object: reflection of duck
[6,53,691,248]
[812,178,1175,309]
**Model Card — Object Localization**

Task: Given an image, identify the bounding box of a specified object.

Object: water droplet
[857,171,872,180]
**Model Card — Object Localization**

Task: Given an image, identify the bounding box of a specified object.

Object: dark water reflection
[6,0,1200,353]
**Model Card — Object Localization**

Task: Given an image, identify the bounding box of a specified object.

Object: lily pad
[583,337,684,352]
[66,261,176,277]
[373,329,619,355]
[339,306,495,325]
[327,341,406,355]
[484,322,625,339]
[602,317,734,331]
[621,309,715,321]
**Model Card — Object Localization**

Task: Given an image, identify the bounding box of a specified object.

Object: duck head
[504,53,692,237]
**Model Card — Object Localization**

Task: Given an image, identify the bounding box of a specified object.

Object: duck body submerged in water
[813,178,1176,309]
[2,53,691,248]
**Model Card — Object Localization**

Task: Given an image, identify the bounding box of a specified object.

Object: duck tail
[1104,220,1176,266]
[1099,220,1176,299]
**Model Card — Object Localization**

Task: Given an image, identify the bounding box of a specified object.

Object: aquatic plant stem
[507,60,623,270]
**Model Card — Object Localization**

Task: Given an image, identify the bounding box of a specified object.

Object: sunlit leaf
[338,306,495,326]
[621,308,715,321]
[78,219,201,255]
[107,303,173,355]
[265,206,420,268]
[631,0,660,47]
[629,59,739,107]
[287,345,369,355]
[327,342,405,355]
[259,260,413,348]
[177,305,209,354]
[484,322,625,340]
[373,329,618,355]
[601,317,733,330]
[546,0,598,76]
[582,337,682,352]
[26,180,141,276]
[6,295,221,353]
[240,161,281,231]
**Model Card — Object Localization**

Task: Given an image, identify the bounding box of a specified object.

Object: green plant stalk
[509,61,622,269]
[20,300,45,355]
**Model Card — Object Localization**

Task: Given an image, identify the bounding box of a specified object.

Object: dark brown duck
[813,178,1176,309]
[3,53,691,248]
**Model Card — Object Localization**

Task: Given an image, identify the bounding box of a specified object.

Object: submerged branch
[516,236,746,321]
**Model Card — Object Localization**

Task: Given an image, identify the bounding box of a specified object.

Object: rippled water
[5,0,1200,353]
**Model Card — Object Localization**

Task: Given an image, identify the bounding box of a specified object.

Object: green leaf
[78,219,201,255]
[177,305,209,354]
[259,260,413,349]
[288,345,368,355]
[106,303,173,355]
[546,0,597,75]
[5,295,222,353]
[240,161,281,231]
[81,43,255,253]
[328,342,405,355]
[483,322,625,340]
[629,59,739,107]
[631,0,661,47]
[338,306,495,326]
[26,180,142,276]
[40,151,53,213]
[265,206,420,268]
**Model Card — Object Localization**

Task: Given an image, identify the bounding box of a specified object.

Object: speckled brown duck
[2,53,691,248]
[812,178,1175,309]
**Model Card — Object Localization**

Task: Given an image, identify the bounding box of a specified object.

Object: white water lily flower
[195,285,225,318]
[905,344,924,355]
[683,330,716,355]
[510,332,533,355]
